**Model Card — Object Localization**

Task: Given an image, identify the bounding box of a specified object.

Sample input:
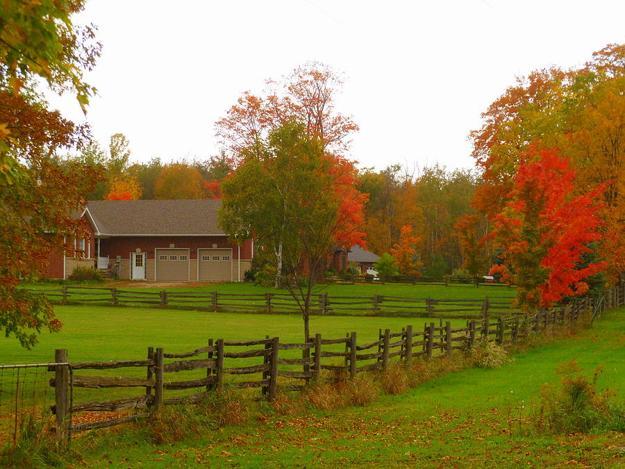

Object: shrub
[305,372,379,409]
[342,374,380,406]
[68,266,102,282]
[254,264,276,287]
[535,361,625,434]
[470,340,510,369]
[380,363,410,395]
[374,253,399,281]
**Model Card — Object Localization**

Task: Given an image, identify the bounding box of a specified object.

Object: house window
[212,256,220,261]
[201,255,211,261]
[159,255,168,261]
[169,255,178,261]
[222,256,230,261]
[179,255,188,261]
[78,238,85,251]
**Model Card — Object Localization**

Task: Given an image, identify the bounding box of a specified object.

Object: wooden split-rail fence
[46,290,618,439]
[23,286,517,318]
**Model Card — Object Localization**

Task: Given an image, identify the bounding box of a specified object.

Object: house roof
[347,244,380,264]
[85,199,225,236]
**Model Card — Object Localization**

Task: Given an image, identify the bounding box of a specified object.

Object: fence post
[268,337,279,400]
[468,320,476,350]
[146,346,154,399]
[511,318,519,344]
[381,329,390,370]
[349,332,357,379]
[426,298,434,316]
[54,349,69,441]
[313,333,321,381]
[153,348,164,411]
[319,294,327,315]
[265,293,273,314]
[426,323,434,359]
[445,321,452,355]
[404,325,413,368]
[111,288,118,306]
[496,317,504,345]
[207,339,214,392]
[61,285,68,304]
[159,290,167,307]
[211,292,219,312]
[262,335,270,396]
[216,339,224,392]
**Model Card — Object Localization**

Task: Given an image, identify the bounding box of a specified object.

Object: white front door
[131,252,146,280]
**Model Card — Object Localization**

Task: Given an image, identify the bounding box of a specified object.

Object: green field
[69,307,625,467]
[25,280,516,300]
[2,304,470,364]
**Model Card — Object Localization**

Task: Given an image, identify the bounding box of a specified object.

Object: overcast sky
[49,0,625,171]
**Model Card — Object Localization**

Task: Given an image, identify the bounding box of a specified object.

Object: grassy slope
[75,307,625,468]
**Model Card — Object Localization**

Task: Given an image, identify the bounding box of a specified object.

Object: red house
[46,199,253,282]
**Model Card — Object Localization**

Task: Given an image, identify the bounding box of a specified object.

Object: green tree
[220,122,338,343]
[374,253,399,280]
[154,163,205,199]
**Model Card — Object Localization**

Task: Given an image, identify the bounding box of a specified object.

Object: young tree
[220,122,339,343]
[374,253,399,281]
[491,148,606,311]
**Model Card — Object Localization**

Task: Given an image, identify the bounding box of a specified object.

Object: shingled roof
[347,244,380,263]
[85,199,225,236]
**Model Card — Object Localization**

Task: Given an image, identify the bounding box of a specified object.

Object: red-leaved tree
[491,148,606,310]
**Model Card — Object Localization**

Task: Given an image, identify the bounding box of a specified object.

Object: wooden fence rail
[46,286,625,438]
[22,286,524,318]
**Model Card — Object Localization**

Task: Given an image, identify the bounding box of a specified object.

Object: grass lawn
[66,307,625,467]
[1,305,469,364]
[24,280,516,300]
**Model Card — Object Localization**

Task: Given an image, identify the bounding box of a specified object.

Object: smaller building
[347,245,380,274]
[331,244,380,274]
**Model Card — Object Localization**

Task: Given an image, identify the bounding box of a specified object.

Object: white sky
[49,0,625,171]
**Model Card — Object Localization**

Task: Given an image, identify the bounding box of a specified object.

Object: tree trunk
[274,240,283,289]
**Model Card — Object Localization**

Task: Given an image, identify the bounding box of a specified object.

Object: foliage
[106,176,142,200]
[154,163,206,199]
[536,361,625,434]
[0,0,100,110]
[470,43,625,281]
[390,225,422,278]
[455,214,489,281]
[470,340,510,369]
[216,62,358,159]
[68,267,102,282]
[491,148,606,310]
[0,91,98,347]
[220,121,340,341]
[373,253,399,280]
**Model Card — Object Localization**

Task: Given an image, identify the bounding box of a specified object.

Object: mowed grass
[25,280,516,300]
[74,307,625,467]
[1,305,469,364]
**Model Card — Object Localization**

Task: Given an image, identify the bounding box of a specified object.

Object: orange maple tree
[390,225,422,278]
[491,148,606,310]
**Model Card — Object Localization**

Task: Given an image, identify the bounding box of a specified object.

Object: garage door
[198,248,232,282]
[155,249,190,282]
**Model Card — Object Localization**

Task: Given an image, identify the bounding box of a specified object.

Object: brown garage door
[198,249,232,282]
[155,249,190,282]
